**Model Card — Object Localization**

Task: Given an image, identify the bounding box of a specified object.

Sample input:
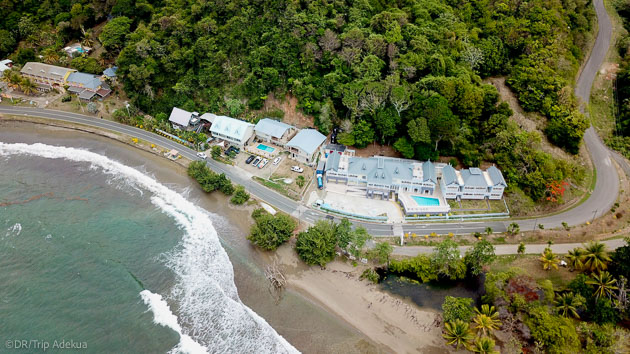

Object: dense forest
[0,0,595,203]
[611,0,630,153]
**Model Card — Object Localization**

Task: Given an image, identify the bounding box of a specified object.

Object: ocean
[0,142,297,353]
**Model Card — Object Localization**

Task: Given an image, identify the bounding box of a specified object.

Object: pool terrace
[398,186,450,216]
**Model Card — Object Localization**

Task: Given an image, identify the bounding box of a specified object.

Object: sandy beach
[0,118,446,353]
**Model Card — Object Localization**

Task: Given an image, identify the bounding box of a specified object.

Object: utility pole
[591,209,598,224]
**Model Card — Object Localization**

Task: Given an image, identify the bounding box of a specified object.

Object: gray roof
[78,90,96,100]
[422,161,436,183]
[442,164,459,185]
[254,118,294,139]
[347,157,414,186]
[67,72,102,90]
[324,152,341,172]
[21,62,75,81]
[67,86,83,93]
[461,167,488,187]
[286,129,326,155]
[169,107,192,127]
[487,165,507,187]
[103,66,117,77]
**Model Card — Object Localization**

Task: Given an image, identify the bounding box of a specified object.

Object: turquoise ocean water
[0,142,296,353]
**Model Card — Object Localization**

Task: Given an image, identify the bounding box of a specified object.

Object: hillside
[0,0,595,205]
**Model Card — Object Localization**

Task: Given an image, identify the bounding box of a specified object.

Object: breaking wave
[0,142,298,354]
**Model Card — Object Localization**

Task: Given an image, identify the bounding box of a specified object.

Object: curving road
[0,0,624,244]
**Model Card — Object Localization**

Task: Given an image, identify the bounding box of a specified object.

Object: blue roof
[67,72,102,90]
[442,164,459,185]
[286,129,326,155]
[325,152,341,171]
[461,168,488,187]
[487,165,507,187]
[254,118,294,139]
[422,161,436,183]
[103,66,118,77]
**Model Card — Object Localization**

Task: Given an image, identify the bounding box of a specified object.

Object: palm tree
[19,77,37,95]
[566,247,585,271]
[540,248,559,271]
[554,292,584,318]
[586,271,618,299]
[80,26,94,48]
[443,319,474,350]
[42,47,60,64]
[582,241,611,272]
[472,336,499,354]
[2,70,21,90]
[472,305,501,336]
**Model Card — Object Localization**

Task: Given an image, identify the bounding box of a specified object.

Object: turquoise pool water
[257,144,275,153]
[411,196,440,207]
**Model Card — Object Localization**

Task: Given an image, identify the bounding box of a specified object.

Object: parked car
[258,158,269,169]
[325,215,334,221]
[272,157,282,165]
[196,152,207,159]
[291,166,304,173]
[252,157,261,166]
[245,155,256,164]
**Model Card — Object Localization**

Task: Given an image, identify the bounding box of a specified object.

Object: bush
[230,185,250,204]
[360,268,380,283]
[247,209,296,250]
[442,296,475,323]
[296,220,337,266]
[388,254,437,283]
[187,161,233,195]
[61,95,72,102]
[525,306,580,353]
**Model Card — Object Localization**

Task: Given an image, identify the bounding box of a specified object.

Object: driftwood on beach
[265,262,286,302]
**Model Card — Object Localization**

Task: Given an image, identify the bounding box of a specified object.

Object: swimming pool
[256,143,275,153]
[411,196,440,207]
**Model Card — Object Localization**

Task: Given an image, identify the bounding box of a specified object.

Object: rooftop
[67,72,103,90]
[21,62,76,81]
[254,118,294,139]
[210,115,255,141]
[0,59,12,72]
[286,129,327,155]
[169,107,193,127]
[103,66,118,78]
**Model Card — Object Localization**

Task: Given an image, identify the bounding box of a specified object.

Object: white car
[291,166,304,173]
[258,159,269,169]
[272,157,282,165]
[196,152,207,159]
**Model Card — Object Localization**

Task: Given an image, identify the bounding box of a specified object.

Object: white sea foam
[5,223,22,237]
[140,290,207,354]
[0,142,299,354]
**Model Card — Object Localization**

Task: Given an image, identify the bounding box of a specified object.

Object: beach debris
[265,261,286,303]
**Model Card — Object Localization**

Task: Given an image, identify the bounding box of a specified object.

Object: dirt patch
[353,143,401,158]
[263,93,314,129]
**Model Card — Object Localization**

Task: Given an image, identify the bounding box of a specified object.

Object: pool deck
[398,188,450,216]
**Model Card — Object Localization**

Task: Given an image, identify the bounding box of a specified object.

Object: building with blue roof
[254,118,296,147]
[439,164,507,200]
[103,66,118,78]
[209,115,255,148]
[285,129,327,165]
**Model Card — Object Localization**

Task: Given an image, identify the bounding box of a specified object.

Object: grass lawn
[253,176,300,201]
[489,254,577,289]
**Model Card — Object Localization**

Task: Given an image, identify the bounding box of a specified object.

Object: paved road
[0,0,623,243]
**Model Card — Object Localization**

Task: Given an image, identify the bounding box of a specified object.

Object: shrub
[360,268,380,283]
[442,296,475,323]
[296,220,337,266]
[389,254,437,283]
[61,95,72,102]
[525,306,580,353]
[230,185,250,204]
[247,210,296,251]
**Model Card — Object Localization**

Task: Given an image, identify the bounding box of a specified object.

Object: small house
[254,118,296,147]
[285,129,327,165]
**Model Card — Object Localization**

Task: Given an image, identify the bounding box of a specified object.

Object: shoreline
[0,120,446,353]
